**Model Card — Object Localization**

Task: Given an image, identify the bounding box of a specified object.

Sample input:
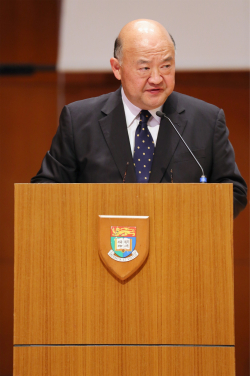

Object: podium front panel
[14,183,234,346]
[14,346,235,376]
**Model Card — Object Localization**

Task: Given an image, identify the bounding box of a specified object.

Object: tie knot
[140,110,151,123]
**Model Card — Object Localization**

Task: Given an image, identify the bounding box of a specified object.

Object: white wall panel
[57,0,249,71]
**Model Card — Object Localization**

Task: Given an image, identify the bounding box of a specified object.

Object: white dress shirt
[121,88,163,156]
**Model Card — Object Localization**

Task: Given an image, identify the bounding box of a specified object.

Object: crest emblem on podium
[99,216,149,280]
[109,226,138,262]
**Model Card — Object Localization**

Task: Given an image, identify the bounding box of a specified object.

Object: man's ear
[110,57,121,80]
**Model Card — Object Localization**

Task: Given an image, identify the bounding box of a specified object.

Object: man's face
[111,34,175,110]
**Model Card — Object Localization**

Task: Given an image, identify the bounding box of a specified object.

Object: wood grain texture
[0,0,60,372]
[0,0,60,64]
[13,346,235,376]
[14,183,234,346]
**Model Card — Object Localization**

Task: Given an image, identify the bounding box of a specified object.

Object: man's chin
[142,93,168,110]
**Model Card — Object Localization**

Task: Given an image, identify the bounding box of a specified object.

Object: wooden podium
[14,183,235,375]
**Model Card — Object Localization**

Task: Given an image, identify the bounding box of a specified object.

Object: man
[31,19,247,218]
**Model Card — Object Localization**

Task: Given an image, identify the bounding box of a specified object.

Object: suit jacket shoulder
[66,89,121,120]
[169,91,221,117]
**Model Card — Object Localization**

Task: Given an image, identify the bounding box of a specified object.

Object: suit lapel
[99,90,187,183]
[99,89,137,182]
[150,93,187,182]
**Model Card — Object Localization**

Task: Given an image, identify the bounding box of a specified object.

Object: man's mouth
[146,88,163,94]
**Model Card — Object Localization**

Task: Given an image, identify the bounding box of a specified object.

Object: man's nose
[148,69,163,85]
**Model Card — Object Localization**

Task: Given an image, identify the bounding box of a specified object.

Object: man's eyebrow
[136,56,173,65]
[161,56,173,62]
[137,59,151,64]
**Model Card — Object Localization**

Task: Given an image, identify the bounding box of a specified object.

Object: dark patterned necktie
[133,110,155,183]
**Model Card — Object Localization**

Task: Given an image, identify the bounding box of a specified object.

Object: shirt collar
[121,87,163,127]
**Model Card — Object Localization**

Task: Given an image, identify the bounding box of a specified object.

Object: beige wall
[58,0,249,71]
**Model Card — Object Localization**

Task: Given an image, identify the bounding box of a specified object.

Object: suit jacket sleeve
[31,105,78,183]
[208,109,247,218]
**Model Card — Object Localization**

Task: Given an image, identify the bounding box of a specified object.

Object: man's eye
[140,67,149,70]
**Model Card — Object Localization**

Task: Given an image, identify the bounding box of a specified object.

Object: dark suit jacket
[31,88,247,217]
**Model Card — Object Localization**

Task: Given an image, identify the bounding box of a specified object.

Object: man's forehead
[122,34,174,57]
[122,42,175,63]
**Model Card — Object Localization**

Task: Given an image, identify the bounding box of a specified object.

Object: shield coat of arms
[99,216,149,280]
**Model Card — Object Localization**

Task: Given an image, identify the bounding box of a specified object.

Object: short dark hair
[169,33,176,49]
[114,36,122,60]
[113,32,176,61]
